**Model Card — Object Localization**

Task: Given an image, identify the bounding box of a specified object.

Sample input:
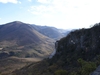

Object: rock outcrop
[90,66,100,75]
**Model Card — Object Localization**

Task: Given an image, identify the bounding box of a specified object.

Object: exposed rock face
[90,66,100,75]
[49,41,58,59]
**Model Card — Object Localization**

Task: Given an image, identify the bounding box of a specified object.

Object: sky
[0,0,100,29]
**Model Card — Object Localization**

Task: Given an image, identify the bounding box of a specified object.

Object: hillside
[0,21,55,75]
[13,23,100,75]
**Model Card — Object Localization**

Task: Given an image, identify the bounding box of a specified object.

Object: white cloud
[0,18,1,20]
[37,0,52,4]
[29,0,89,15]
[29,5,55,14]
[0,0,19,4]
[28,0,100,29]
[28,0,32,2]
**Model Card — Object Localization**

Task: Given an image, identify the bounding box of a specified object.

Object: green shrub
[78,58,96,75]
[55,70,68,75]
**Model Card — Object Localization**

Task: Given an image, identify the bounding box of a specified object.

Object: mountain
[0,21,55,75]
[13,23,100,75]
[31,25,68,40]
[0,21,55,58]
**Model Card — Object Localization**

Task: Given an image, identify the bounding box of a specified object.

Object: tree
[78,58,96,75]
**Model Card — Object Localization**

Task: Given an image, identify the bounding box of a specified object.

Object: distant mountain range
[31,24,70,40]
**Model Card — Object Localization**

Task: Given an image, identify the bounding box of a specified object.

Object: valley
[0,21,68,75]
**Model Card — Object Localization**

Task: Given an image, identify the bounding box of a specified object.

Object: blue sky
[0,0,100,29]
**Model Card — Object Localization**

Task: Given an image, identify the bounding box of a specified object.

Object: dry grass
[0,56,42,75]
[10,56,42,62]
